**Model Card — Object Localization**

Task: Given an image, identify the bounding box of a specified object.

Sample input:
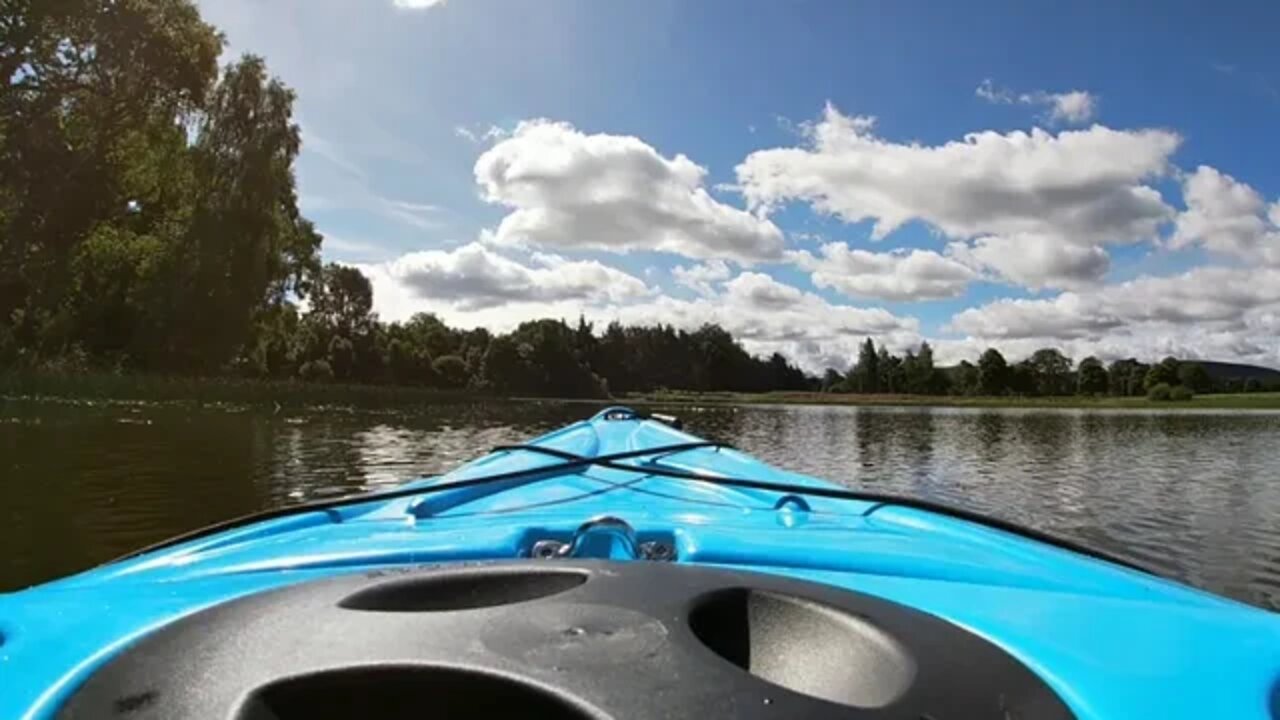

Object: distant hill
[1196,360,1280,382]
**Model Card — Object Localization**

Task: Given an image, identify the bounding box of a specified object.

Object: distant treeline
[823,340,1280,400]
[247,265,811,397]
[12,246,1280,400]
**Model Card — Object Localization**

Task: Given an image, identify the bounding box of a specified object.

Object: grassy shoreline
[622,389,1280,410]
[0,372,486,410]
[4,372,1280,411]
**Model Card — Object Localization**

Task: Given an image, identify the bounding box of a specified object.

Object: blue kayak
[3,407,1278,719]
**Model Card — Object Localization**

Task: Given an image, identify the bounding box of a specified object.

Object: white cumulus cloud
[949,293,1123,341]
[788,243,976,301]
[947,234,1110,290]
[476,119,785,263]
[1046,90,1097,124]
[736,104,1178,291]
[455,124,508,144]
[1170,165,1280,264]
[672,259,732,297]
[737,104,1176,245]
[942,264,1280,367]
[949,266,1280,344]
[393,0,446,8]
[358,242,652,312]
[975,79,1099,124]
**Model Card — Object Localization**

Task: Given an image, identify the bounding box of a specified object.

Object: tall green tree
[767,352,807,390]
[977,348,1009,395]
[167,55,316,370]
[1008,360,1036,396]
[820,368,844,392]
[877,344,902,393]
[297,263,377,381]
[309,263,375,339]
[1107,358,1149,396]
[479,335,530,394]
[904,340,946,394]
[686,324,745,391]
[953,360,979,396]
[850,338,879,393]
[1144,356,1181,391]
[1,0,223,362]
[400,313,460,361]
[432,355,469,389]
[1077,356,1108,395]
[1,1,320,373]
[592,322,630,392]
[384,322,435,386]
[491,319,605,398]
[572,315,596,366]
[1027,348,1073,396]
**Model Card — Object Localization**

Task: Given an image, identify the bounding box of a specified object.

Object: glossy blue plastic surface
[2,407,1278,718]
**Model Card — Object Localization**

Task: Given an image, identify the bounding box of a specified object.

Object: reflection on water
[2,400,1279,610]
[709,405,1280,610]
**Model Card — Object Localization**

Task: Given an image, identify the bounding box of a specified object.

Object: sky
[196,0,1280,371]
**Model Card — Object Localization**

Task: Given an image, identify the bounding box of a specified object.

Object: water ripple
[2,400,1279,610]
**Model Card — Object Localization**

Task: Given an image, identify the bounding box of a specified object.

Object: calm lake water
[3,399,1279,610]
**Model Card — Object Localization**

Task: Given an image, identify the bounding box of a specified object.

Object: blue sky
[199,0,1280,370]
